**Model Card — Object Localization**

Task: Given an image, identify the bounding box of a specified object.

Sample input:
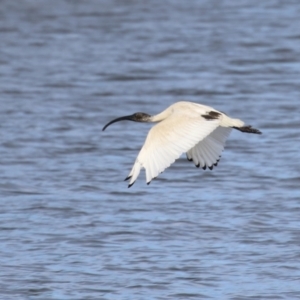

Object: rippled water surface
[1,0,300,299]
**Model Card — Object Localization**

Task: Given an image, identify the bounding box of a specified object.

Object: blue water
[0,0,300,299]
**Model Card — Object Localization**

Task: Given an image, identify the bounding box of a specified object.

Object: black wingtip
[186,153,193,161]
[147,181,151,185]
[233,126,262,134]
[202,165,206,170]
[128,181,135,188]
[124,176,132,182]
[208,166,213,170]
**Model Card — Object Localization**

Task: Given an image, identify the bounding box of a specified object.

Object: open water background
[0,0,300,299]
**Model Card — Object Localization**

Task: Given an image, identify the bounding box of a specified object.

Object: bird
[102,101,261,187]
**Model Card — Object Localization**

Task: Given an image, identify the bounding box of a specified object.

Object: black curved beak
[102,114,135,131]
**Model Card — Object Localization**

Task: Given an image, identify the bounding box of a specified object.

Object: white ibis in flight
[102,101,261,187]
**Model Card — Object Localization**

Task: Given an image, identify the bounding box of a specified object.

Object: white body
[126,101,245,186]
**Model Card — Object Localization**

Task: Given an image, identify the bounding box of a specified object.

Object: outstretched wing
[126,114,220,187]
[186,127,232,170]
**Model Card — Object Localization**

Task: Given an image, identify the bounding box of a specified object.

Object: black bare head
[102,112,151,131]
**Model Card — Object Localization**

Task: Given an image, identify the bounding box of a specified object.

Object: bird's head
[102,112,151,131]
[131,112,151,122]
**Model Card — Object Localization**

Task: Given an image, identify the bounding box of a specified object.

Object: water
[0,0,300,299]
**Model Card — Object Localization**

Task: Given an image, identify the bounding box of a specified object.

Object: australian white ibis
[102,101,261,187]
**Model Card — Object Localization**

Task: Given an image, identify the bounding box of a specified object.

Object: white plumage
[102,101,261,187]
